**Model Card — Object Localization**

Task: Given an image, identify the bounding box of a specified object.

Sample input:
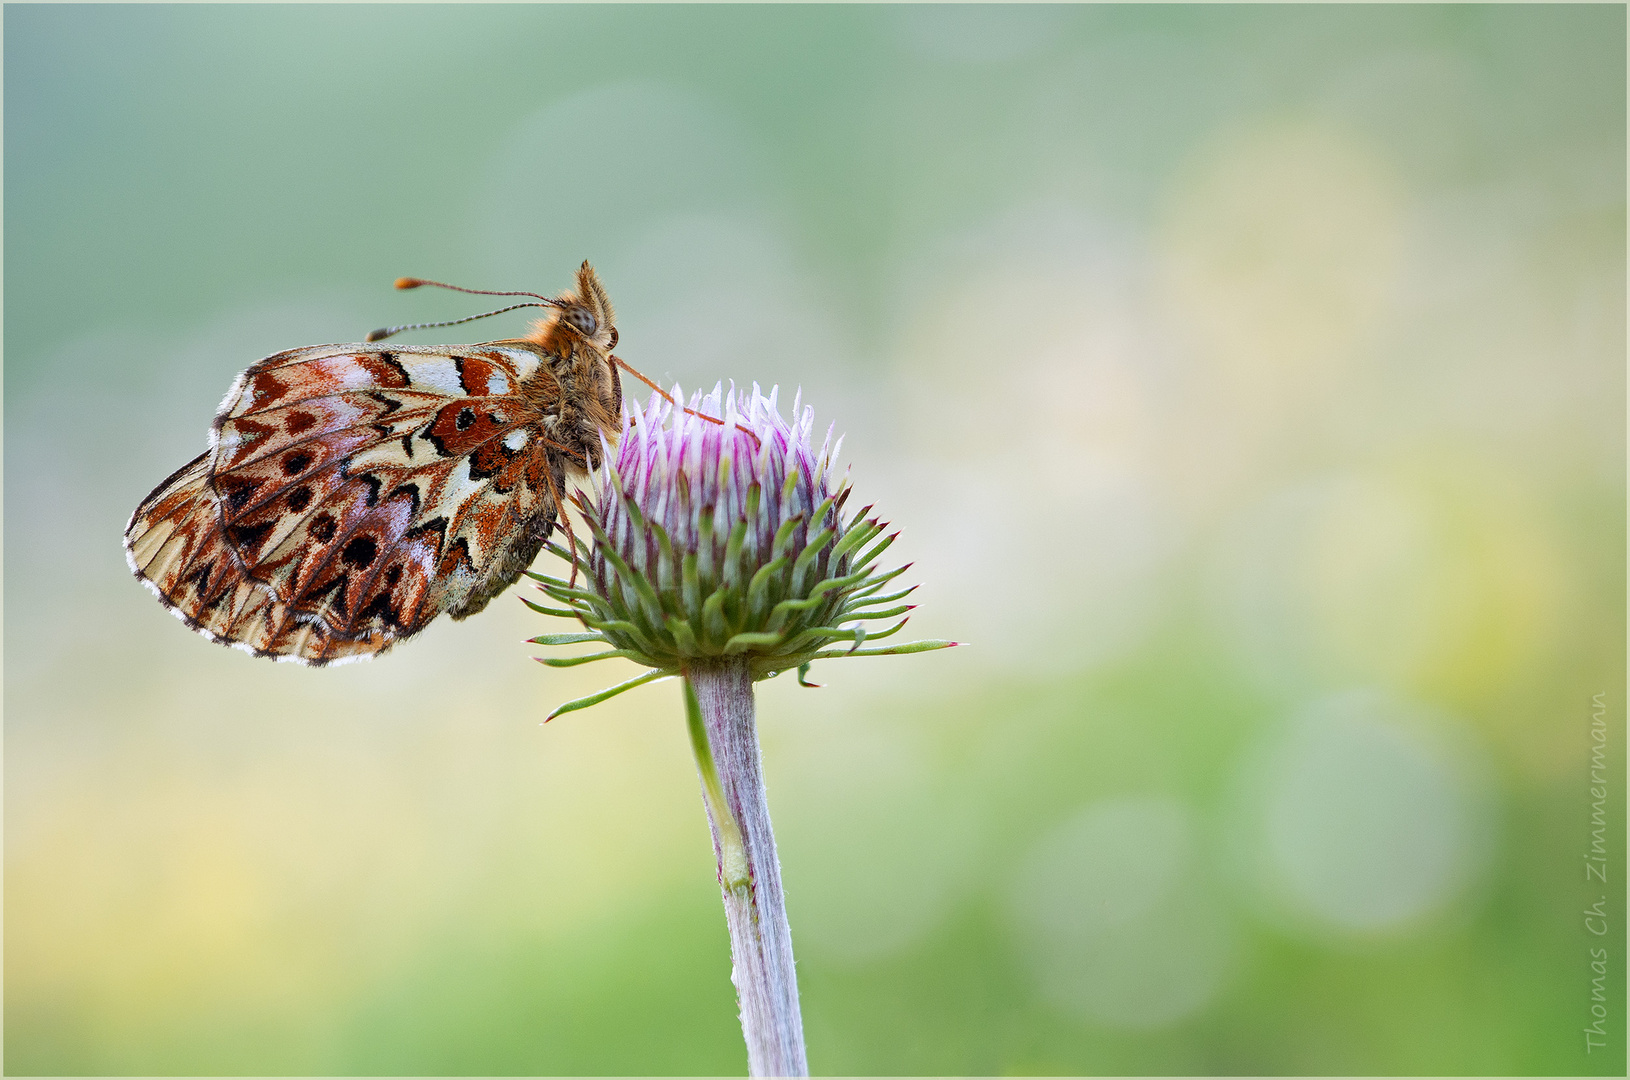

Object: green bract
[528,385,952,718]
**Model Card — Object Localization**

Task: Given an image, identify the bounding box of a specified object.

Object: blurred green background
[5,4,1625,1075]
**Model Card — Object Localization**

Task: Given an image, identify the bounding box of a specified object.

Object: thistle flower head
[529,385,952,717]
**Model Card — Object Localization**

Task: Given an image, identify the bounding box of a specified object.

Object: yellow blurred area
[8,612,710,1064]
[1160,121,1406,388]
[1304,461,1566,700]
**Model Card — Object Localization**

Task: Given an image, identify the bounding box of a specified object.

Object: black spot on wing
[341,535,378,570]
[216,476,263,513]
[186,559,216,597]
[358,591,404,630]
[227,519,275,551]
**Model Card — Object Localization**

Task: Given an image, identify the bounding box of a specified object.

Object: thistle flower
[527,384,951,715]
[526,384,953,1076]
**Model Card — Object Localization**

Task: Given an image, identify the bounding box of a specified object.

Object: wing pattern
[125,343,569,664]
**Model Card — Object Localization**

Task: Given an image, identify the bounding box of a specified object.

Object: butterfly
[124,262,659,666]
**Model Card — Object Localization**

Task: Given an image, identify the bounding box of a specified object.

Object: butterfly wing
[125,343,570,665]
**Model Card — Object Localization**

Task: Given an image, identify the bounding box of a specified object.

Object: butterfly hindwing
[126,342,568,665]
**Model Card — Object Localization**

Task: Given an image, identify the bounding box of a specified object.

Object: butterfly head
[540,261,618,355]
[525,262,624,446]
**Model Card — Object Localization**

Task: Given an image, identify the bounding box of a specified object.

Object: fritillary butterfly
[124,262,626,666]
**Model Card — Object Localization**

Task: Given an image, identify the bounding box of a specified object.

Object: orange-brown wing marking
[125,343,565,664]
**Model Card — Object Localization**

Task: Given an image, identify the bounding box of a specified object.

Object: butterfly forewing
[126,342,568,665]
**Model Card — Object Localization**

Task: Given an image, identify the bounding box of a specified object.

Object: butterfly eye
[564,306,598,337]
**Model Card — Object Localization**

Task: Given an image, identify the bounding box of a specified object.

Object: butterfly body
[125,263,622,665]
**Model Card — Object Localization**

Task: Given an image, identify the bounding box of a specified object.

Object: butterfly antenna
[612,355,761,447]
[394,278,560,305]
[366,302,557,343]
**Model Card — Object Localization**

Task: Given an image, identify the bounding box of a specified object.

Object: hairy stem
[684,660,808,1077]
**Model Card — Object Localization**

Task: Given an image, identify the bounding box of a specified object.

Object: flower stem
[684,660,808,1077]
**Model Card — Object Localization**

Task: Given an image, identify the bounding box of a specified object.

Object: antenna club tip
[365,328,390,343]
[394,277,423,290]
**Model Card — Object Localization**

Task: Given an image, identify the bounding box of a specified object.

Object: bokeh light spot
[1232,689,1494,935]
[1007,797,1234,1029]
